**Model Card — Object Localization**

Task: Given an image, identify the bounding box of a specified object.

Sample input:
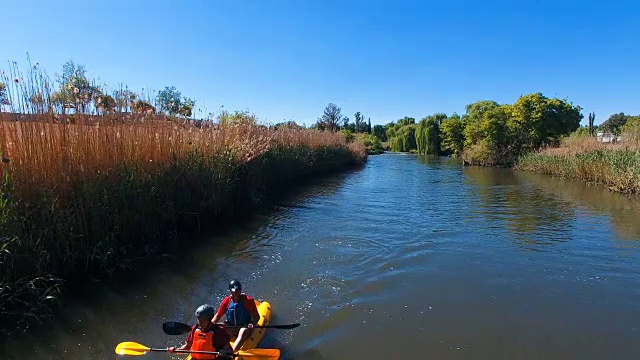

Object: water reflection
[415,154,462,167]
[514,171,640,242]
[196,170,360,263]
[463,166,575,249]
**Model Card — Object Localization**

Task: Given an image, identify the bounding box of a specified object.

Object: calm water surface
[4,153,640,360]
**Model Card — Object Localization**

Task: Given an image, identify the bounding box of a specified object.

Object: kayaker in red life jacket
[168,304,234,360]
[211,280,260,352]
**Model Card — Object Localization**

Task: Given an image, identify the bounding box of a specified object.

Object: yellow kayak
[185,299,278,360]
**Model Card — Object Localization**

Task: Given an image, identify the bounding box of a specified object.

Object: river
[4,153,640,359]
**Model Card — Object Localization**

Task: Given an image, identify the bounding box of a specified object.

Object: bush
[355,133,385,155]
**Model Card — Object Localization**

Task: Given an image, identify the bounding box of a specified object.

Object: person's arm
[213,326,234,359]
[215,348,234,359]
[212,297,229,324]
[168,325,196,352]
[175,343,189,351]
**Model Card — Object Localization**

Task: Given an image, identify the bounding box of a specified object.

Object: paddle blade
[225,323,301,330]
[237,348,281,360]
[267,323,300,330]
[163,321,193,335]
[115,342,151,356]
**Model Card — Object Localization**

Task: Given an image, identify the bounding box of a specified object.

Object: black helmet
[229,279,242,292]
[195,304,215,319]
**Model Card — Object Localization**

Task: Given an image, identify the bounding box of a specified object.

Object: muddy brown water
[3,153,639,359]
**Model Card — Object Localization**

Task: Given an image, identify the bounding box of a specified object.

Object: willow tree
[416,114,444,155]
[386,117,416,152]
[416,117,439,155]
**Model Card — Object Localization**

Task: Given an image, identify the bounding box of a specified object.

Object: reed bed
[0,61,366,335]
[515,136,640,194]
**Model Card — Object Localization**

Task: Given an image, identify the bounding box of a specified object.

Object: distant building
[596,131,620,143]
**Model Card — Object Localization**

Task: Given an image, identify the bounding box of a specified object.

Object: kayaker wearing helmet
[211,280,260,352]
[168,304,234,359]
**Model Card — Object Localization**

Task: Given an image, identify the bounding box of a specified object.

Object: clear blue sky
[1,0,638,126]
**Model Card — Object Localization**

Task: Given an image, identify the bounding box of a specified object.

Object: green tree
[570,126,593,138]
[356,133,384,154]
[462,100,501,146]
[599,113,629,135]
[440,114,465,156]
[373,124,387,141]
[483,106,511,149]
[387,117,416,152]
[341,129,355,142]
[343,121,355,132]
[397,116,415,127]
[621,115,640,144]
[431,113,448,124]
[465,100,500,123]
[416,115,441,155]
[389,125,416,152]
[156,86,182,116]
[273,120,304,130]
[463,105,513,166]
[508,92,582,149]
[588,112,596,136]
[95,93,117,115]
[131,100,155,114]
[342,116,351,130]
[180,98,195,118]
[218,110,258,125]
[354,112,364,133]
[317,103,344,131]
[59,60,101,114]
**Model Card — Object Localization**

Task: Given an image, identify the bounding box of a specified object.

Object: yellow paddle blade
[236,348,281,360]
[115,342,152,356]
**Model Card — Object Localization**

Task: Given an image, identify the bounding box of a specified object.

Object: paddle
[162,321,301,336]
[115,341,280,359]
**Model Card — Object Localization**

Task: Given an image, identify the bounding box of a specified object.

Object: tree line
[312,103,372,134]
[374,93,585,166]
[274,93,590,162]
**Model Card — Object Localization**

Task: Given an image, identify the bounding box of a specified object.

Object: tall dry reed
[515,136,640,194]
[0,60,366,335]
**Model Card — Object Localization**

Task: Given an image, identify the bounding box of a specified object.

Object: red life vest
[191,327,217,360]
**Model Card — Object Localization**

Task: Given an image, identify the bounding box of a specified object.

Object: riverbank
[514,136,640,194]
[0,116,366,336]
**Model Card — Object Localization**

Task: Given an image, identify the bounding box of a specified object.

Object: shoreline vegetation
[515,136,640,194]
[0,56,638,336]
[371,95,639,194]
[0,59,367,336]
